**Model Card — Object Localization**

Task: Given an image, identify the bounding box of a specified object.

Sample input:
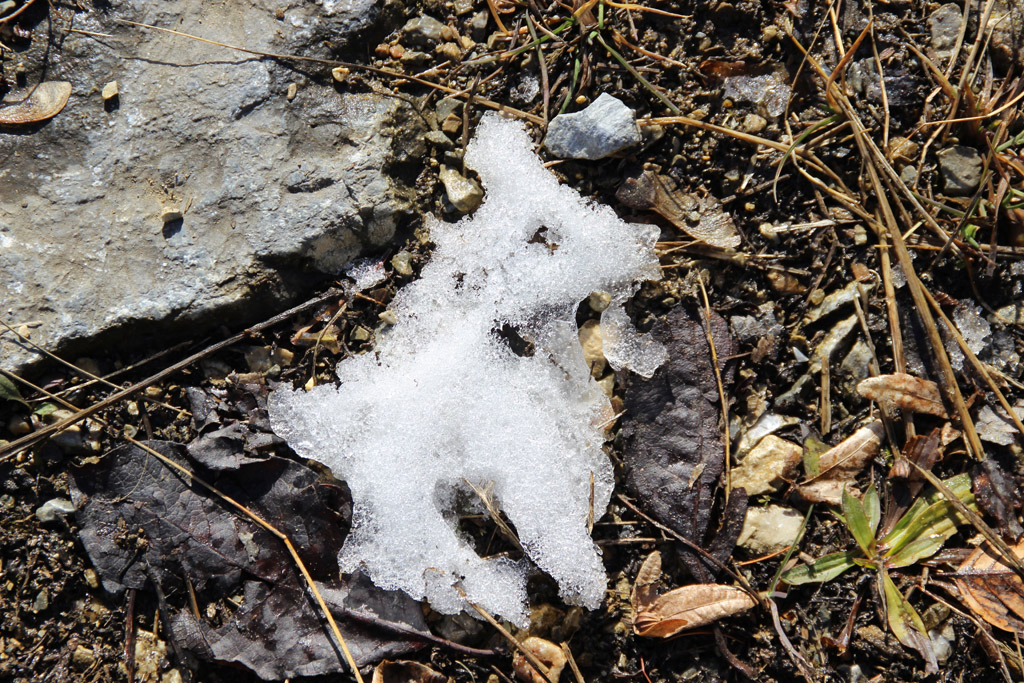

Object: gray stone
[937,146,983,195]
[36,497,77,523]
[929,3,963,60]
[544,93,641,160]
[988,0,1024,70]
[401,15,446,47]
[737,504,804,555]
[0,1,417,373]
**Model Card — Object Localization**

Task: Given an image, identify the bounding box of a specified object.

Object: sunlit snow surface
[269,114,665,625]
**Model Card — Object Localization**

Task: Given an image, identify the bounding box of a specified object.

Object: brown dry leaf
[633,583,757,637]
[617,170,741,248]
[631,551,663,613]
[0,81,72,125]
[512,637,567,683]
[857,373,948,418]
[796,420,883,504]
[373,660,451,683]
[955,540,1024,635]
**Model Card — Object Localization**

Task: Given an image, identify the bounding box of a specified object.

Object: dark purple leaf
[70,441,427,678]
[621,305,736,577]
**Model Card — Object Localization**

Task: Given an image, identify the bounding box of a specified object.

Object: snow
[269,113,665,625]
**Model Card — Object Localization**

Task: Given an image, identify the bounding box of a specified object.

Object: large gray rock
[0,0,417,372]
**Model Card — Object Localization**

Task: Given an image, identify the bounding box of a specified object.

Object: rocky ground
[3,0,1024,681]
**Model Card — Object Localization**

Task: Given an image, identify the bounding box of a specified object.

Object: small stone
[401,15,446,46]
[84,568,99,589]
[331,66,350,83]
[399,50,432,67]
[350,325,371,342]
[36,497,76,523]
[937,145,983,196]
[7,415,30,436]
[286,83,298,101]
[929,4,963,60]
[731,435,802,496]
[439,165,483,213]
[737,504,804,555]
[72,645,95,669]
[32,589,49,612]
[468,11,489,41]
[101,81,119,101]
[436,42,462,61]
[441,112,462,134]
[578,320,605,378]
[379,310,398,326]
[852,223,868,246]
[588,291,612,312]
[888,136,918,167]
[391,251,414,276]
[160,206,183,223]
[544,93,642,160]
[987,0,1023,70]
[740,113,767,134]
[425,130,454,148]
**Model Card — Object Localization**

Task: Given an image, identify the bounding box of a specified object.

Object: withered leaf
[621,306,736,576]
[631,551,663,613]
[373,660,451,683]
[71,441,426,678]
[796,421,883,504]
[633,583,757,637]
[857,373,948,418]
[617,170,741,248]
[955,540,1024,635]
[972,459,1024,542]
[0,81,72,125]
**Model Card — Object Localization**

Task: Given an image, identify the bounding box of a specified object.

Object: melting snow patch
[269,113,665,625]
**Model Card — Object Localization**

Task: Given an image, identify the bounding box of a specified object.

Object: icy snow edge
[269,113,666,626]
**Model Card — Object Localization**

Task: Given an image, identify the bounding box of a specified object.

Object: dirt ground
[3,0,1024,681]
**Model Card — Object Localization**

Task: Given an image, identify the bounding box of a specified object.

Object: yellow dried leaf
[857,373,947,418]
[796,421,883,504]
[630,551,662,613]
[633,583,756,637]
[0,81,72,125]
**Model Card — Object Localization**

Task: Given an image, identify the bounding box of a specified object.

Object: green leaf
[0,373,27,407]
[33,403,57,417]
[881,473,977,563]
[863,483,880,538]
[842,487,875,557]
[780,551,859,585]
[879,570,938,673]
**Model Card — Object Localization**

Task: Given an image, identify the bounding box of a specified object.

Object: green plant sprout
[782,474,978,671]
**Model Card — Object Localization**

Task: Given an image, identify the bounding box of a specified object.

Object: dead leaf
[617,170,741,248]
[373,660,451,683]
[71,441,426,678]
[857,373,948,418]
[513,637,567,683]
[796,421,883,504]
[971,458,1024,542]
[621,306,739,578]
[0,81,72,125]
[631,551,663,613]
[955,540,1024,635]
[633,584,757,637]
